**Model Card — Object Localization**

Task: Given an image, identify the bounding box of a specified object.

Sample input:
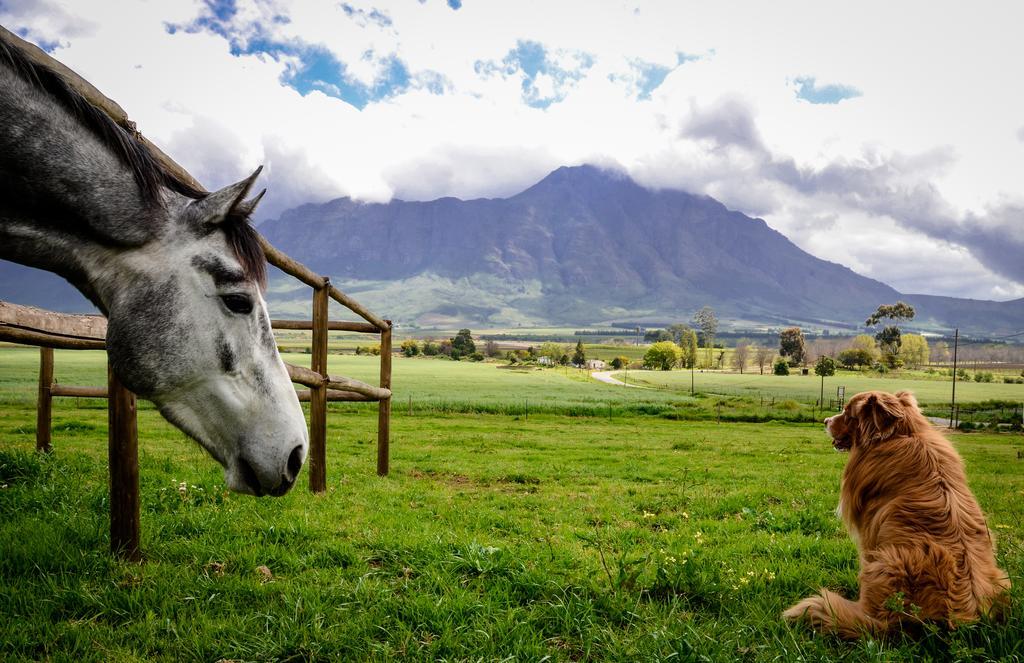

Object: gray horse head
[103,169,309,496]
[0,37,308,496]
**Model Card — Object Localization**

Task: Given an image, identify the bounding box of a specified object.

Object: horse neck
[0,62,176,312]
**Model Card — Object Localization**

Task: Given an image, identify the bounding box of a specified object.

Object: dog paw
[783,596,826,622]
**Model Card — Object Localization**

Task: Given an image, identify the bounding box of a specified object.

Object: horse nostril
[236,456,264,497]
[286,444,304,482]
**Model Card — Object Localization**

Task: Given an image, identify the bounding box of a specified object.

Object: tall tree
[865,301,915,365]
[901,334,930,369]
[779,327,806,366]
[680,329,699,369]
[814,356,838,412]
[694,306,718,368]
[450,329,476,358]
[753,345,772,374]
[732,342,750,374]
[572,340,586,367]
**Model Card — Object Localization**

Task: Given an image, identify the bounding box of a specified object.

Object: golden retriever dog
[783,390,1010,638]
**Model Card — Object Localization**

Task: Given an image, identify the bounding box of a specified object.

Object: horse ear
[187,166,263,226]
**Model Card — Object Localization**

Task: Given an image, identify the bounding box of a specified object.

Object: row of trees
[400,329,492,361]
[639,303,931,373]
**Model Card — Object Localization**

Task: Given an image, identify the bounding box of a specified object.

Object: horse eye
[220,294,253,315]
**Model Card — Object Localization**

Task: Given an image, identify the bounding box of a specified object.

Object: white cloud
[2,0,1023,300]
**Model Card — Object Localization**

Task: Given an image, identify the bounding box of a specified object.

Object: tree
[754,345,772,374]
[572,340,586,367]
[773,358,790,375]
[865,301,915,364]
[644,341,681,370]
[644,329,673,343]
[450,329,476,358]
[400,339,420,357]
[931,340,951,364]
[484,340,501,358]
[679,329,699,369]
[694,306,718,368]
[667,324,692,345]
[422,340,440,356]
[732,342,750,373]
[901,334,930,369]
[850,334,880,362]
[837,348,874,369]
[538,342,566,364]
[559,353,571,366]
[814,356,838,411]
[779,327,806,366]
[610,355,630,370]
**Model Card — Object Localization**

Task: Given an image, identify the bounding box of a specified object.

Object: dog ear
[895,390,919,412]
[859,392,905,442]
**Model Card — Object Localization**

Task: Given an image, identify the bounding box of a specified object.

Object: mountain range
[256,165,1024,334]
[3,165,1022,335]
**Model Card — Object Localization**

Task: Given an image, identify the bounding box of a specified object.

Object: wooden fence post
[308,281,329,493]
[107,363,140,561]
[36,347,53,453]
[377,321,392,477]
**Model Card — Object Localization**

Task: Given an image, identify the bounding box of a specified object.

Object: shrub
[400,339,420,357]
[469,352,485,362]
[773,358,789,376]
[610,356,630,370]
[644,341,682,371]
[422,340,440,356]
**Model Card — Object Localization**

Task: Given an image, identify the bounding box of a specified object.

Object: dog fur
[782,390,1011,638]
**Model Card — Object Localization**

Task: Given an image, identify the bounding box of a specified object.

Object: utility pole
[949,328,959,428]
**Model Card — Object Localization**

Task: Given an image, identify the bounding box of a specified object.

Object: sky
[2,0,1023,301]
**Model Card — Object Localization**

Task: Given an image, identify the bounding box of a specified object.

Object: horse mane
[0,37,266,289]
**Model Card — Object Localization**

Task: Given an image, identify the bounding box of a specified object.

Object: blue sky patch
[340,3,392,28]
[475,40,594,109]
[165,4,441,110]
[632,60,672,100]
[794,76,861,104]
[611,53,700,101]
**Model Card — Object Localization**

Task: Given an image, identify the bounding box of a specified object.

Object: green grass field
[622,368,1024,406]
[1,347,1022,660]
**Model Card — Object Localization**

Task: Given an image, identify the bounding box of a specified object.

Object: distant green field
[0,347,686,417]
[620,369,1024,405]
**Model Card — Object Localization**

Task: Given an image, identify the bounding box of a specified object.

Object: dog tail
[783,590,884,638]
